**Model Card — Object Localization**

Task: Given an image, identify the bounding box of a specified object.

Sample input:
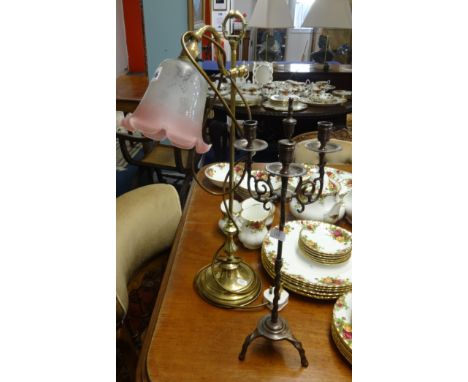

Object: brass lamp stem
[190,11,261,308]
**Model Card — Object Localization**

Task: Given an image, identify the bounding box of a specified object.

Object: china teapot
[289,178,345,224]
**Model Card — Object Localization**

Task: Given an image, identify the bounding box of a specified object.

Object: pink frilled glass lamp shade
[121,57,211,154]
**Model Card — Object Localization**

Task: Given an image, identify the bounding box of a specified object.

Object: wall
[232,0,255,21]
[142,0,188,76]
[116,0,128,76]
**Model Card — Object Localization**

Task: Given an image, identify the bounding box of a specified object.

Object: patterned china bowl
[205,162,244,189]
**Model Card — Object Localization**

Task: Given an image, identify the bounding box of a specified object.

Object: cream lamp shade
[302,0,352,28]
[248,0,294,28]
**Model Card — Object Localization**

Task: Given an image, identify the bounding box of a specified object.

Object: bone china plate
[331,291,352,363]
[299,222,352,256]
[262,220,352,290]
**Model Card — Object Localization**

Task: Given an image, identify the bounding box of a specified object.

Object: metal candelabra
[235,99,342,367]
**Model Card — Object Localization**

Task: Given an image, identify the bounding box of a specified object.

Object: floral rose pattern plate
[333,291,352,350]
[262,220,352,288]
[299,222,352,256]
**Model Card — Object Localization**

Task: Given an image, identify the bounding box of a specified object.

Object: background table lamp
[301,0,352,71]
[249,0,294,61]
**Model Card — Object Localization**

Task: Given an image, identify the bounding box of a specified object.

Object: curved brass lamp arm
[222,10,247,42]
[181,31,246,138]
[201,34,252,120]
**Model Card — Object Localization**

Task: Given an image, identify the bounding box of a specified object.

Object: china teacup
[241,198,275,226]
[238,204,270,249]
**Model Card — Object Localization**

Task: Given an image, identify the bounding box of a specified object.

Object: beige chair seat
[116,183,182,323]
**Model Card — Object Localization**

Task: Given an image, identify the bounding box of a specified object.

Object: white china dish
[300,95,346,106]
[205,162,244,188]
[261,220,352,291]
[252,62,273,86]
[241,198,275,226]
[299,222,352,256]
[333,291,352,350]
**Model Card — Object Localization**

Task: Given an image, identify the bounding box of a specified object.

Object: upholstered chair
[116,184,181,337]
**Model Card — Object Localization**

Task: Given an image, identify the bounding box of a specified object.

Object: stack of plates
[261,220,352,300]
[299,222,352,264]
[331,291,352,364]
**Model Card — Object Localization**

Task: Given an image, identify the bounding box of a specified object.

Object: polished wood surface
[116,74,149,113]
[136,164,352,382]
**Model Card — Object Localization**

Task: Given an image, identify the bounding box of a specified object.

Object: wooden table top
[116,74,148,113]
[136,163,352,382]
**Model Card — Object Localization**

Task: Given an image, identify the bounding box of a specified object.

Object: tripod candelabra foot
[238,315,309,367]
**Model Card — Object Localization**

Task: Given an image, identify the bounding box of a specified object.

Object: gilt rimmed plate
[261,250,350,291]
[332,291,352,352]
[299,222,352,256]
[331,320,352,363]
[263,100,308,112]
[253,62,273,86]
[261,220,352,289]
[300,96,346,106]
[299,242,352,265]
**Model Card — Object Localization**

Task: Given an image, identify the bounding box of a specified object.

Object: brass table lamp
[182,11,263,308]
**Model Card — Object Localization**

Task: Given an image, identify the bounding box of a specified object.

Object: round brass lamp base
[194,262,261,308]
